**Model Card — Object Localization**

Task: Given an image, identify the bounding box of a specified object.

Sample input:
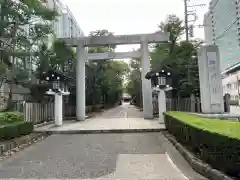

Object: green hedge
[164,111,240,176]
[0,111,33,140]
[0,121,33,140]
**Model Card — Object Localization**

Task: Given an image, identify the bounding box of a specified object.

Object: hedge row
[0,121,33,141]
[164,111,240,177]
[0,112,33,141]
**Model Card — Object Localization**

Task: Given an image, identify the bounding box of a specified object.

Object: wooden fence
[166,97,201,112]
[23,102,104,125]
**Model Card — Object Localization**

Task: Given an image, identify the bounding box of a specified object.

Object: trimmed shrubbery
[0,112,33,141]
[164,111,240,176]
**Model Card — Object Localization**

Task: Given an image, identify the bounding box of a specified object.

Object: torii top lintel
[59,32,169,47]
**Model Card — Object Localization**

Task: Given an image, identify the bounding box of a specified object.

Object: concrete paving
[0,133,207,179]
[35,103,165,133]
[0,103,207,179]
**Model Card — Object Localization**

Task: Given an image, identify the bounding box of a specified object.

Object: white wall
[203,11,213,44]
[46,0,84,38]
[222,71,240,100]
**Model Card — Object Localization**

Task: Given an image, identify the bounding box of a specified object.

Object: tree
[0,0,57,109]
[150,14,201,98]
[125,56,142,107]
[51,40,76,73]
[86,29,127,106]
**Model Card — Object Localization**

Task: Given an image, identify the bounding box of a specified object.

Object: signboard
[207,52,221,105]
[207,52,217,69]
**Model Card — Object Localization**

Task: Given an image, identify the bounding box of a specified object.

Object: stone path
[35,103,165,133]
[0,133,207,179]
[0,103,207,179]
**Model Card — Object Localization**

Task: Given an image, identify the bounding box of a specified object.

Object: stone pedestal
[158,90,166,123]
[46,90,70,126]
[197,45,224,113]
[54,94,63,126]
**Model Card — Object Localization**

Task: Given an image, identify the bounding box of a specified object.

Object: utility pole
[183,0,206,41]
[184,0,189,41]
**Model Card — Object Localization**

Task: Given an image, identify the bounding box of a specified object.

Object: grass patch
[167,111,240,140]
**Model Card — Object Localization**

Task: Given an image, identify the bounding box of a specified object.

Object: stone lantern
[41,70,70,126]
[145,67,173,122]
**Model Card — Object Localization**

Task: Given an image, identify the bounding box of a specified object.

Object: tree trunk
[6,57,15,110]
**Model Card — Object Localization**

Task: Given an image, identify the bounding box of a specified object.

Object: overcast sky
[62,0,210,52]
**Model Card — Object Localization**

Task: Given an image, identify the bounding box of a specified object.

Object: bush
[0,121,33,140]
[4,112,24,123]
[164,111,240,176]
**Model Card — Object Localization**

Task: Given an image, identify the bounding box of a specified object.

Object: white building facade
[203,11,214,44]
[203,0,240,72]
[46,0,84,38]
[22,0,84,78]
[222,66,240,101]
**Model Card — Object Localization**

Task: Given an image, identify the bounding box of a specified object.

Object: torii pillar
[141,41,153,119]
[63,32,169,121]
[76,43,86,121]
[76,41,153,120]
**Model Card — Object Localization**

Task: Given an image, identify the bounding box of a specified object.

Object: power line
[215,19,238,41]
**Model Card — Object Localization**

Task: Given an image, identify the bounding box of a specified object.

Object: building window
[227,83,231,89]
[235,96,239,100]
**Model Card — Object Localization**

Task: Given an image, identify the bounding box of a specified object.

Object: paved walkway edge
[37,128,166,134]
[34,114,94,128]
[0,132,49,160]
[163,132,234,180]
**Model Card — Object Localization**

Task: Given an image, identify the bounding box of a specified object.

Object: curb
[34,121,53,128]
[34,114,94,128]
[0,132,49,159]
[163,132,234,180]
[36,128,166,134]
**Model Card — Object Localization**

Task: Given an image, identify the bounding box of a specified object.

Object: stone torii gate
[60,32,169,121]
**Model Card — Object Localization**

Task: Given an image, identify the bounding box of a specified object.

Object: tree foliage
[151,15,201,97]
[86,29,128,106]
[125,57,142,106]
[126,14,202,104]
[0,0,57,109]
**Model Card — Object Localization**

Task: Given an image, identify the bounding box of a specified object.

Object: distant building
[46,0,84,39]
[20,0,85,78]
[165,14,179,24]
[0,0,85,105]
[222,64,240,102]
[203,11,213,44]
[203,0,240,72]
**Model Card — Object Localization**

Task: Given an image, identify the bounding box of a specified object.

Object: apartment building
[21,0,85,75]
[165,14,179,24]
[222,65,240,101]
[203,0,240,72]
[47,0,84,39]
[0,0,84,106]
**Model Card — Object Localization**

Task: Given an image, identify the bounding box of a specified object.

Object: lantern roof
[40,69,73,83]
[145,64,182,80]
